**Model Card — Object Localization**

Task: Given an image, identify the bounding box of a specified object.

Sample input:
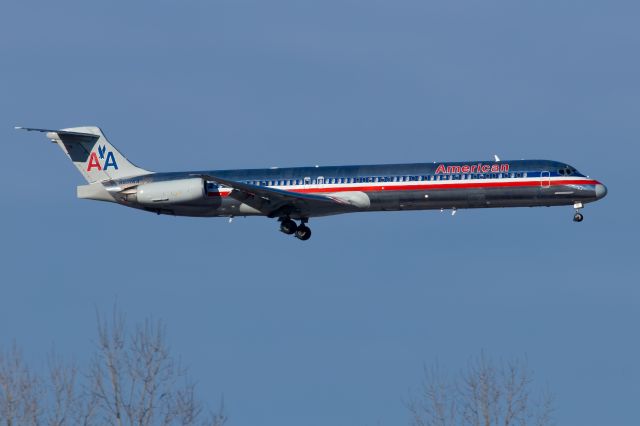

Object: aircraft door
[540,171,551,188]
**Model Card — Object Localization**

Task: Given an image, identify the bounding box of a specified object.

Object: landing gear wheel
[279,219,298,235]
[573,212,584,222]
[295,225,312,240]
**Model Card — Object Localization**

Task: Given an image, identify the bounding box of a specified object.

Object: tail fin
[17,126,151,183]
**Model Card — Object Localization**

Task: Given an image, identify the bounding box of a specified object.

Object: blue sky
[0,1,638,425]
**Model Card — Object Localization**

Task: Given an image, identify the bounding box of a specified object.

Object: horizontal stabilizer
[15,127,99,138]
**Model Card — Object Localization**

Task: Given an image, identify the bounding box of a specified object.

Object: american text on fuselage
[110,159,607,240]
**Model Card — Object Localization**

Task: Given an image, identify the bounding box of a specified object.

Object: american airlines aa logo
[87,145,118,171]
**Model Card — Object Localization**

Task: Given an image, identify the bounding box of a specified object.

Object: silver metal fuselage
[97,159,607,219]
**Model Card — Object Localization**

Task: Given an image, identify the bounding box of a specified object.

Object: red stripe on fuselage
[206,179,599,197]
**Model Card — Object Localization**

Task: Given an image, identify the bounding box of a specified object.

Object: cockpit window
[559,166,576,176]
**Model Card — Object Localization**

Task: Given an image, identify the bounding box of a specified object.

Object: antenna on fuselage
[493,154,501,162]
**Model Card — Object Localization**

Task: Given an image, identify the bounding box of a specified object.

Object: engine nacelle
[135,178,205,205]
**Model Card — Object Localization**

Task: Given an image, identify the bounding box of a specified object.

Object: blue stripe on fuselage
[116,159,585,185]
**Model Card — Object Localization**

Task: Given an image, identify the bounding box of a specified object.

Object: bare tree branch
[88,306,225,426]
[0,343,42,426]
[0,306,226,426]
[409,353,554,426]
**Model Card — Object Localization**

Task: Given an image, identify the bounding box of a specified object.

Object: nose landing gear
[573,202,584,222]
[279,218,312,240]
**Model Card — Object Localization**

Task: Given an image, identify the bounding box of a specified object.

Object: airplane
[17,126,607,240]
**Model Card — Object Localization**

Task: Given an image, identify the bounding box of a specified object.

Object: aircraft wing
[196,174,358,218]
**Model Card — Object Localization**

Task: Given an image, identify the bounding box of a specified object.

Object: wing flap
[195,174,354,218]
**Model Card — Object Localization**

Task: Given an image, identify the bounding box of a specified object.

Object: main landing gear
[573,202,584,222]
[279,218,312,240]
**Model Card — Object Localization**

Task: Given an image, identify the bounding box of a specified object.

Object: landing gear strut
[279,218,312,240]
[573,202,584,222]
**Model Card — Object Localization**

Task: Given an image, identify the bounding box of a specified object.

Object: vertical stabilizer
[17,126,152,183]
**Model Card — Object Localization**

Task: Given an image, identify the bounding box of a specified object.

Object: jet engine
[134,178,205,205]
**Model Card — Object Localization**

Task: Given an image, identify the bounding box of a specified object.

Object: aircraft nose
[595,183,608,199]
